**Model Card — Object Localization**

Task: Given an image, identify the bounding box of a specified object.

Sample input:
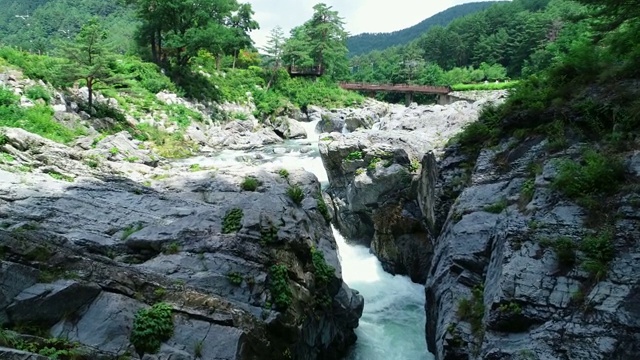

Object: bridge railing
[339,82,452,94]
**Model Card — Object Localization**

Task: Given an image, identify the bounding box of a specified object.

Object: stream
[184,120,434,360]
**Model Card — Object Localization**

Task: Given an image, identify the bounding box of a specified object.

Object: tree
[305,3,348,78]
[262,26,286,90]
[59,18,116,109]
[128,0,251,69]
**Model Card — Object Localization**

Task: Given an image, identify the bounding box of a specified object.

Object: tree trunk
[87,77,93,110]
[151,31,158,64]
[232,50,237,69]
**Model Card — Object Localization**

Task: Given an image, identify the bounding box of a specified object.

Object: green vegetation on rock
[269,264,292,310]
[222,208,243,234]
[130,302,174,356]
[286,185,305,205]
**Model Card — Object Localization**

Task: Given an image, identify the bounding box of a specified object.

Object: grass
[0,153,15,164]
[484,198,508,214]
[552,150,625,199]
[580,228,615,281]
[456,285,485,337]
[278,168,289,179]
[48,172,74,182]
[541,237,577,269]
[0,102,84,144]
[122,223,144,240]
[286,185,304,205]
[345,151,363,161]
[269,264,292,310]
[240,176,260,191]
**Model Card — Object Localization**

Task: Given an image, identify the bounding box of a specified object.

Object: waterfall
[184,119,433,359]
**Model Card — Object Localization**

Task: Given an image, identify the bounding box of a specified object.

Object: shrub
[0,86,18,106]
[269,264,292,310]
[316,195,331,223]
[25,86,51,104]
[227,271,243,285]
[0,104,83,144]
[286,185,304,205]
[130,302,174,356]
[241,176,260,191]
[552,150,625,199]
[456,285,484,336]
[311,247,335,287]
[278,168,289,179]
[345,151,363,161]
[222,208,243,234]
[580,228,615,281]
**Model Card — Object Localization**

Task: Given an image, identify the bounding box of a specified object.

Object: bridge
[339,83,454,105]
[287,65,323,77]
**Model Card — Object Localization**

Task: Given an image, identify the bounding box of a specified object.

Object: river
[184,120,433,360]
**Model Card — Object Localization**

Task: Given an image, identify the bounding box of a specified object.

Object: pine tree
[59,18,116,109]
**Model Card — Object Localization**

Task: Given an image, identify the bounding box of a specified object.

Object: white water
[187,120,433,359]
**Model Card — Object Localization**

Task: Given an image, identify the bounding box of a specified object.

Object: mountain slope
[0,0,136,53]
[347,1,503,57]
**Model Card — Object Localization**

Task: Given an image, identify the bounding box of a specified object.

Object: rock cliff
[0,127,364,359]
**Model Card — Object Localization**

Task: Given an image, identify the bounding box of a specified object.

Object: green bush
[286,185,304,205]
[580,228,615,281]
[316,195,331,223]
[456,285,484,336]
[278,168,289,179]
[130,302,174,356]
[241,176,260,191]
[222,208,243,234]
[484,198,508,214]
[25,85,51,104]
[311,247,335,287]
[269,264,292,310]
[552,150,625,199]
[345,151,363,161]
[0,104,83,144]
[0,47,67,87]
[0,86,18,106]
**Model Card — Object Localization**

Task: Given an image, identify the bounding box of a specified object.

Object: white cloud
[245,0,480,50]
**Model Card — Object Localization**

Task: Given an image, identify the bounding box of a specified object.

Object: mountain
[346,1,504,57]
[0,0,136,53]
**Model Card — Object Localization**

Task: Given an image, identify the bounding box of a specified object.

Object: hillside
[346,1,501,57]
[0,0,136,53]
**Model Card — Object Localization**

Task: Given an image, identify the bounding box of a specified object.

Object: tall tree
[262,26,286,90]
[59,18,116,109]
[227,3,259,68]
[306,3,348,78]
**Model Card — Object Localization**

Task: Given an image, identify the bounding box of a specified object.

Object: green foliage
[520,178,536,206]
[0,47,67,87]
[260,225,278,246]
[580,228,615,281]
[347,2,497,56]
[24,86,51,104]
[484,198,508,214]
[456,285,484,336]
[164,242,180,255]
[542,237,577,268]
[286,185,305,205]
[311,247,335,287]
[0,153,14,164]
[316,195,331,223]
[222,208,243,234]
[498,302,522,315]
[451,81,518,91]
[0,103,84,144]
[269,264,292,310]
[345,151,363,161]
[130,302,174,356]
[122,223,144,240]
[226,271,243,286]
[240,176,260,191]
[278,168,289,179]
[552,150,625,199]
[48,172,74,182]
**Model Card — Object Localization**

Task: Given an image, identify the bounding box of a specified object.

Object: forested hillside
[348,0,586,88]
[346,1,500,57]
[0,0,137,54]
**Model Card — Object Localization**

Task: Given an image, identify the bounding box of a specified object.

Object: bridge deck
[339,83,451,94]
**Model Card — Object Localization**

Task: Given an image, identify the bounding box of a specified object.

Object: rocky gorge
[1,60,639,360]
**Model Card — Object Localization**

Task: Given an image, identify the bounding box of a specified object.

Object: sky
[245,0,482,49]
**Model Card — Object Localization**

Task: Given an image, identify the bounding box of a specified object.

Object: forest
[346,1,500,57]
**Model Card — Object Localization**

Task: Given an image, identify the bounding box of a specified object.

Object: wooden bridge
[287,65,323,77]
[339,83,453,105]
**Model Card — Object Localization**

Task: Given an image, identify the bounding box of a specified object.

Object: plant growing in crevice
[278,168,289,179]
[269,264,292,310]
[315,195,332,223]
[484,198,508,214]
[130,302,174,357]
[286,185,304,205]
[222,208,243,234]
[345,151,363,161]
[260,225,278,246]
[540,236,576,269]
[122,223,144,240]
[580,228,615,281]
[456,285,485,337]
[226,271,243,286]
[240,176,260,191]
